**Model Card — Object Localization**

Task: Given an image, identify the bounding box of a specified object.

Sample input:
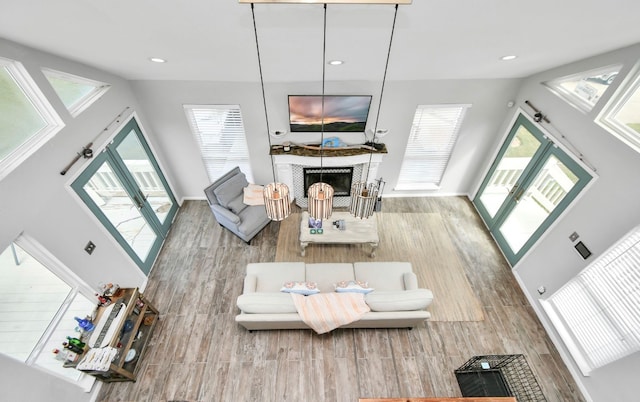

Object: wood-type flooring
[96,197,585,402]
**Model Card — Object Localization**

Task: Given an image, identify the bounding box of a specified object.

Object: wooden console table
[299,211,379,257]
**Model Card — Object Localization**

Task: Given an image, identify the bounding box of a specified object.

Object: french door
[473,113,592,265]
[72,116,178,274]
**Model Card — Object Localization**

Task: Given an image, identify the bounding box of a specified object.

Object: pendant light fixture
[307,3,334,221]
[350,4,398,219]
[251,3,291,221]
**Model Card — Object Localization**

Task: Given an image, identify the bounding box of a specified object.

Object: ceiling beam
[239,1,411,4]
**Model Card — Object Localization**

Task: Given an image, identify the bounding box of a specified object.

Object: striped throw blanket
[291,292,370,334]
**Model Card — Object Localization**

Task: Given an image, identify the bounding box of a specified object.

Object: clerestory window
[0,57,63,180]
[544,64,622,113]
[597,63,640,154]
[42,68,110,117]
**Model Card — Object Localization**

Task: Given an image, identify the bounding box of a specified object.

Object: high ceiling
[2,0,640,82]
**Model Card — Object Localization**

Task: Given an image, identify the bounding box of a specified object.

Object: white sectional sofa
[235,261,434,331]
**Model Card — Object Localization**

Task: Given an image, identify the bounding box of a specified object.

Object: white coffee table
[299,211,379,257]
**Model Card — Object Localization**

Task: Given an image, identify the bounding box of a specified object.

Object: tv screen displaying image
[288,95,371,132]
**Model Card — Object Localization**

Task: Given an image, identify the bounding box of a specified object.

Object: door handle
[514,188,525,203]
[133,195,143,209]
[508,183,519,196]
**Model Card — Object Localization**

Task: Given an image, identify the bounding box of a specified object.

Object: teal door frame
[473,113,593,265]
[71,116,178,274]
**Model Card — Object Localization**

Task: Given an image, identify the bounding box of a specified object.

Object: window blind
[184,105,253,182]
[396,104,470,190]
[542,225,640,375]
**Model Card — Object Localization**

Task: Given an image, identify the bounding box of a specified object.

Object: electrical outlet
[85,241,96,255]
[569,232,579,242]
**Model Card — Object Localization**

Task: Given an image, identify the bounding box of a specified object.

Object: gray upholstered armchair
[203,167,270,243]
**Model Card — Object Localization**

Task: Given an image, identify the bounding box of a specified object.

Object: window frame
[0,57,64,181]
[596,62,640,153]
[183,104,254,182]
[395,103,470,191]
[42,68,110,117]
[541,224,640,376]
[1,235,96,390]
[543,64,623,114]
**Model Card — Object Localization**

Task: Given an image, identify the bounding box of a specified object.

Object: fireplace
[270,151,385,208]
[303,167,353,197]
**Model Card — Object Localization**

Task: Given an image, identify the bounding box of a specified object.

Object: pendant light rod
[319,2,327,183]
[365,3,398,184]
[251,3,278,183]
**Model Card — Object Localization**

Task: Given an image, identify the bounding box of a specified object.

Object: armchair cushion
[214,172,248,208]
[228,195,247,215]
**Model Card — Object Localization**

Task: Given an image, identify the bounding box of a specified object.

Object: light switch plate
[84,241,96,255]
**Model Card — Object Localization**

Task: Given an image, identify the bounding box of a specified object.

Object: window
[396,104,470,190]
[541,225,640,375]
[0,58,64,180]
[597,65,640,153]
[0,236,95,389]
[544,64,622,113]
[184,105,254,182]
[42,68,110,117]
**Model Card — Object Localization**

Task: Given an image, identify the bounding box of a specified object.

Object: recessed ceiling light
[149,57,167,63]
[500,55,517,61]
[328,60,344,65]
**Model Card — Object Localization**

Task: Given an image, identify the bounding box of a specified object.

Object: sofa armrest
[243,274,258,294]
[403,272,419,290]
[211,204,241,224]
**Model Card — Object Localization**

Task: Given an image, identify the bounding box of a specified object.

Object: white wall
[0,38,157,400]
[507,43,640,401]
[131,77,522,198]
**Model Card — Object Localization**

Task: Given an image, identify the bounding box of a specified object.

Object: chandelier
[349,4,397,219]
[307,3,334,221]
[251,3,291,221]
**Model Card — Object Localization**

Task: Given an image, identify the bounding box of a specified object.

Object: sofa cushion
[365,289,434,312]
[214,172,248,208]
[237,293,297,314]
[305,263,355,293]
[354,262,413,291]
[246,262,306,292]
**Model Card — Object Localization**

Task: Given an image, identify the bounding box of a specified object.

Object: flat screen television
[288,95,371,132]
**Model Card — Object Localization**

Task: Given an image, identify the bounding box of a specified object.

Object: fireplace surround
[271,151,385,208]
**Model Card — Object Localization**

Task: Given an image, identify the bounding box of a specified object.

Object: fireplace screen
[303,167,353,197]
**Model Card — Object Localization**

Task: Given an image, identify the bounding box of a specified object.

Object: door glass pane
[115,129,174,225]
[83,160,157,260]
[499,155,579,253]
[479,125,542,217]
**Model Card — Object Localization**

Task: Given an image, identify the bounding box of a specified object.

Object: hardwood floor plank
[95,198,586,402]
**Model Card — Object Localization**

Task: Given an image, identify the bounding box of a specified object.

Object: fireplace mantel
[271,147,386,208]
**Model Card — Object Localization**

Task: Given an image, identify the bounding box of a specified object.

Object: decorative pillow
[280,281,320,296]
[334,280,374,294]
[243,184,265,206]
[213,173,248,208]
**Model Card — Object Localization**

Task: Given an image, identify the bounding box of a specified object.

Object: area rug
[275,212,485,322]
